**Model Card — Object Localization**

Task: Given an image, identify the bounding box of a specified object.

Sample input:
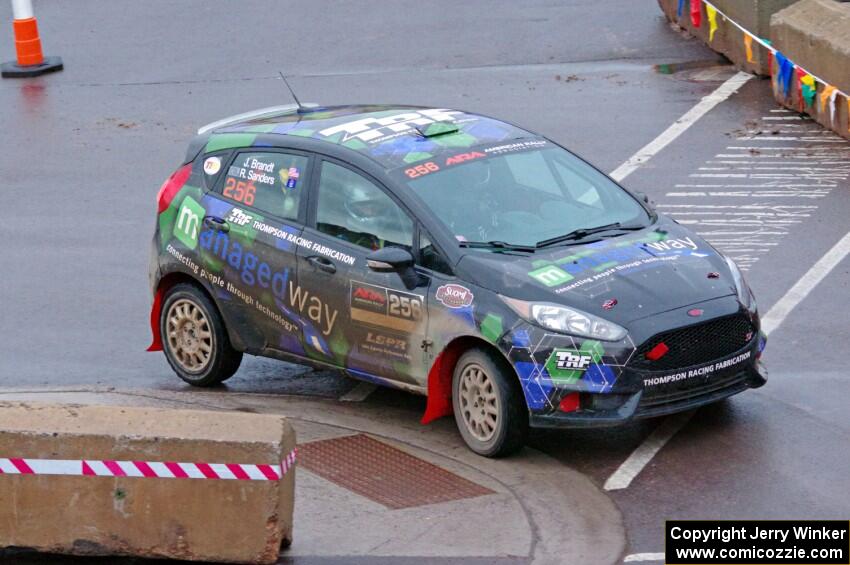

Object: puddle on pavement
[655,59,737,82]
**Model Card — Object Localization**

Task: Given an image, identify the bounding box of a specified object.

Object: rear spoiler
[196,103,319,135]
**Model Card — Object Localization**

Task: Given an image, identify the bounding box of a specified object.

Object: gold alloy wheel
[166,299,213,373]
[459,363,500,442]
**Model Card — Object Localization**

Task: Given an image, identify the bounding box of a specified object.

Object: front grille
[629,313,753,371]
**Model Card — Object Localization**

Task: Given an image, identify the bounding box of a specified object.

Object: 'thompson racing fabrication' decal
[643,351,752,387]
[350,281,423,333]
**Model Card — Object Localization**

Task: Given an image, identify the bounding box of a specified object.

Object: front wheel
[452,348,528,457]
[160,283,242,386]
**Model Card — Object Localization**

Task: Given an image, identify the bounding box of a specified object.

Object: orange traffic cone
[1,0,62,78]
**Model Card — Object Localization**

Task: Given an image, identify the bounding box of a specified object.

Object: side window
[316,161,413,250]
[419,232,453,275]
[220,151,308,220]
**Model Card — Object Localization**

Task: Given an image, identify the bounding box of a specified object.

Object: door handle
[306,255,336,274]
[203,216,230,232]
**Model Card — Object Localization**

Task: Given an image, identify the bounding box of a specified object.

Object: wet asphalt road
[1,0,849,563]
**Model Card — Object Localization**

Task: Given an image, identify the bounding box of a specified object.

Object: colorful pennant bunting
[698,1,848,135]
[691,0,702,28]
[829,88,839,124]
[706,5,718,42]
[774,51,795,98]
[799,73,816,108]
[820,85,837,116]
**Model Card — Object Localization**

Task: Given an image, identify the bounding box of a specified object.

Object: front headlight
[725,257,756,312]
[500,296,627,341]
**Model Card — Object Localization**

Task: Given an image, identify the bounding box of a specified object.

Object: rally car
[148,104,767,457]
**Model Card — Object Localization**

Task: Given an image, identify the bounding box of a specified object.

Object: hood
[455,218,738,326]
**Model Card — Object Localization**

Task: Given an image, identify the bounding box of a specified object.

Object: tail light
[156,163,193,213]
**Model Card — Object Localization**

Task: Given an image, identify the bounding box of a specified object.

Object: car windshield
[402,140,651,248]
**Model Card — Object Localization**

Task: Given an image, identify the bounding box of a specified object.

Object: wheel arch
[421,335,519,424]
[147,271,238,352]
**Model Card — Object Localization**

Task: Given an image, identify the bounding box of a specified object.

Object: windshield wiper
[535,222,645,249]
[459,240,537,253]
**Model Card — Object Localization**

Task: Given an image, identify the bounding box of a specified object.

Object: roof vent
[415,121,460,138]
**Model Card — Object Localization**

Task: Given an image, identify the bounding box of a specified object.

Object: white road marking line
[608,72,752,182]
[623,553,665,563]
[605,233,850,492]
[717,154,850,158]
[760,231,850,336]
[603,411,695,491]
[605,107,850,493]
[340,381,378,402]
[736,137,845,142]
[619,232,850,565]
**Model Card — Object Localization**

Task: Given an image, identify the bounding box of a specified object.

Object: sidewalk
[0,386,626,565]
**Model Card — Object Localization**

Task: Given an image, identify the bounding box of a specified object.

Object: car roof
[200,104,538,169]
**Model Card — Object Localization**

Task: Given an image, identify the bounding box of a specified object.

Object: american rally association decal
[435,284,474,309]
[350,281,423,333]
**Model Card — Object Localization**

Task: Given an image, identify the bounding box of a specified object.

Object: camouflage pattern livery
[150,105,767,428]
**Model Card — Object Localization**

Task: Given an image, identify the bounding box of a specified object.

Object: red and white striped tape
[0,448,297,481]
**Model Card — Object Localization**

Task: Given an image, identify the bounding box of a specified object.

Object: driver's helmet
[345,190,406,245]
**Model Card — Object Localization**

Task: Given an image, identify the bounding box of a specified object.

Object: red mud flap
[421,347,462,424]
[146,287,164,352]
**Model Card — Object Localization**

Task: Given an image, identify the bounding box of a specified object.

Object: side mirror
[366,247,414,272]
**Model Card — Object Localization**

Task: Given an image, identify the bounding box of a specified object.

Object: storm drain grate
[298,434,494,509]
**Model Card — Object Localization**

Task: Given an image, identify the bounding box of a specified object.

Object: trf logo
[544,345,601,385]
[318,109,464,143]
[528,265,573,287]
[175,195,204,250]
[226,208,253,226]
[555,351,592,370]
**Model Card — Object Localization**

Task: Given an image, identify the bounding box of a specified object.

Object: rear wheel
[160,283,242,386]
[452,348,528,457]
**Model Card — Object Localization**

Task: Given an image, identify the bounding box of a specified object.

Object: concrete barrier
[0,402,296,563]
[770,0,850,138]
[657,0,797,75]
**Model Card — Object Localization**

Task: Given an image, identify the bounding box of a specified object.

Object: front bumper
[529,350,766,429]
[501,295,767,429]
